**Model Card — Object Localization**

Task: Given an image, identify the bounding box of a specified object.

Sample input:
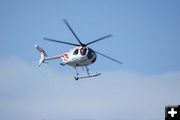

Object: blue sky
[0,0,180,120]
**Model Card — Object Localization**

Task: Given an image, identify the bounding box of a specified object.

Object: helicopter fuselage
[61,46,97,67]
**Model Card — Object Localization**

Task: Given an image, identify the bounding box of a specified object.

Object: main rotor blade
[63,19,84,46]
[43,37,80,46]
[94,51,122,64]
[85,34,112,46]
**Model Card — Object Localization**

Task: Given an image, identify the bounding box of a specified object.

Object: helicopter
[35,19,122,80]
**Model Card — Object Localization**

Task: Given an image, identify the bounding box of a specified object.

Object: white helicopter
[35,19,122,80]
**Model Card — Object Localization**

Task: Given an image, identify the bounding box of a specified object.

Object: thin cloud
[0,57,180,120]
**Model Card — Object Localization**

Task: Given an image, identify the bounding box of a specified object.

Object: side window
[73,49,79,55]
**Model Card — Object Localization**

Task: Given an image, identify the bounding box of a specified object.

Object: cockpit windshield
[87,48,95,59]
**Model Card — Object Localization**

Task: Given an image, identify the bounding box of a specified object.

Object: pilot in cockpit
[80,47,87,55]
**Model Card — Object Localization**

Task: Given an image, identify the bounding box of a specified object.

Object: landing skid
[74,66,101,80]
[74,73,101,80]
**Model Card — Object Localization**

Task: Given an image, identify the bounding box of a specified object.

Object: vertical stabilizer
[35,44,48,66]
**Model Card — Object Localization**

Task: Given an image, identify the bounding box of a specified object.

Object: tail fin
[35,44,48,66]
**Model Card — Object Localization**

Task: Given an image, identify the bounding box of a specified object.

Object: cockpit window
[80,47,87,55]
[73,49,79,55]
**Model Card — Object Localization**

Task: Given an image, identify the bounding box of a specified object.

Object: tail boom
[35,44,61,66]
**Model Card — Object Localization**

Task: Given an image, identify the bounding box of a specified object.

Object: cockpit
[73,47,88,56]
[72,47,96,63]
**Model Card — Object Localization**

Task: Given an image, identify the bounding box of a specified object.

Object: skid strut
[74,67,79,80]
[85,66,90,76]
